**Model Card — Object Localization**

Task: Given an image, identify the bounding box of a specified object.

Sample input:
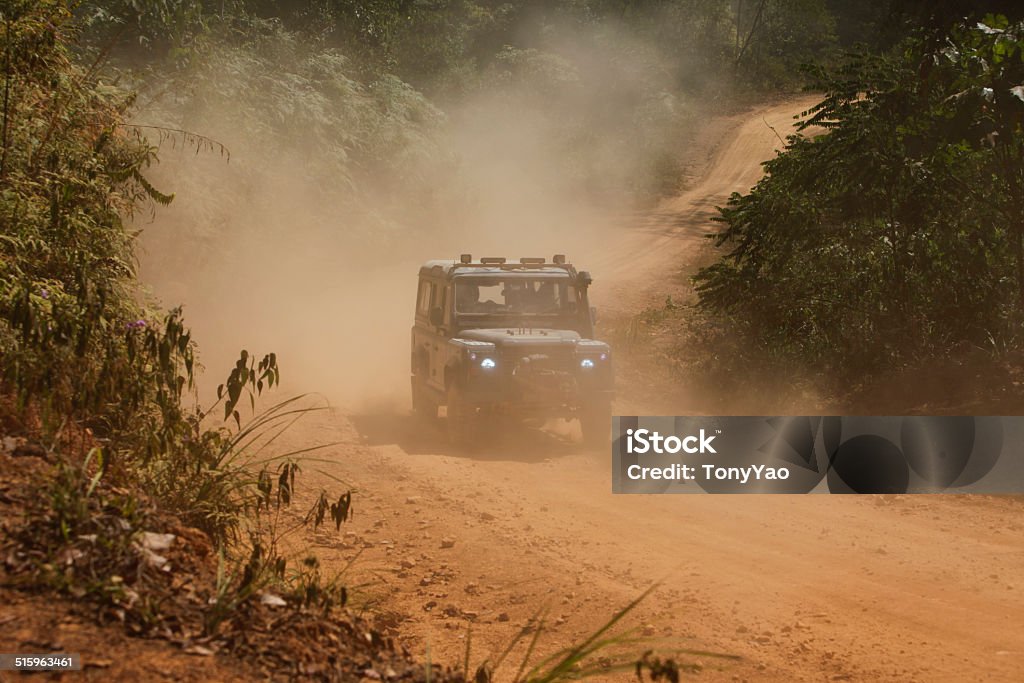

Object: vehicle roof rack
[439,256,576,271]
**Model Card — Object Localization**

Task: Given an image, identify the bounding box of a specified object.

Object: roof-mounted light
[460,253,472,264]
[553,254,566,264]
[520,257,545,264]
[480,257,507,265]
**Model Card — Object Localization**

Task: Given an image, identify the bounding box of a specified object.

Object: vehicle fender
[444,361,460,390]
[445,338,497,389]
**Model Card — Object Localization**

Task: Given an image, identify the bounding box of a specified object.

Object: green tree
[939,16,1024,308]
[696,16,1024,370]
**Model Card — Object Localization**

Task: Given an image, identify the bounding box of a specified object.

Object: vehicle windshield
[455,277,578,316]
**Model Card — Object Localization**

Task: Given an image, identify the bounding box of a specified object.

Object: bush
[0,0,347,551]
[696,16,1024,373]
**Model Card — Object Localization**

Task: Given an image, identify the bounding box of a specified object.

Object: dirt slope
[586,98,810,319]
[281,99,1024,682]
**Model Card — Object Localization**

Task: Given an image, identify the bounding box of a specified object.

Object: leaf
[331,492,352,530]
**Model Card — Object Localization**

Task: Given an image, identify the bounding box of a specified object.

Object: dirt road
[586,98,807,319]
[282,99,1024,682]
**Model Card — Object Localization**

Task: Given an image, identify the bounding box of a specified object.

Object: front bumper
[462,356,614,414]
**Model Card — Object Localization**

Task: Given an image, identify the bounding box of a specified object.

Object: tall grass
[457,585,738,682]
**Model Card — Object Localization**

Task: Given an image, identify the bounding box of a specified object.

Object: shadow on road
[627,204,720,234]
[349,412,589,463]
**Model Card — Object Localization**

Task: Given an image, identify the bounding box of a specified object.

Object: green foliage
[735,0,837,87]
[1,0,349,551]
[16,447,151,610]
[129,16,454,273]
[79,0,854,230]
[0,1,167,418]
[696,16,1024,372]
[0,4,158,285]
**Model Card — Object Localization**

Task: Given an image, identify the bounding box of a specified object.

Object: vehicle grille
[502,346,574,371]
[503,346,577,404]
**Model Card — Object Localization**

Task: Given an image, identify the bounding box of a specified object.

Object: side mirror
[578,271,593,287]
[590,306,598,325]
[429,307,444,327]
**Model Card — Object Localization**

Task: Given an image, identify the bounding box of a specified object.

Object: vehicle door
[413,278,450,393]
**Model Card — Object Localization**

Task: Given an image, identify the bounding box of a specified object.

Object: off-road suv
[411,255,613,447]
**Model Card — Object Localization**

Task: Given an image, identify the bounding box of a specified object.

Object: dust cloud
[134,21,691,412]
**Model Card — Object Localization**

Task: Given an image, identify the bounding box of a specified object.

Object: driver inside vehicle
[456,281,482,312]
[529,280,557,312]
[457,280,505,312]
[501,281,526,310]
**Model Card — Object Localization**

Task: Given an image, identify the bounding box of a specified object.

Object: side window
[428,282,443,310]
[422,283,450,327]
[417,280,431,316]
[437,285,448,323]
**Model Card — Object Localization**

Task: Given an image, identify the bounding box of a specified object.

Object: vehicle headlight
[480,357,497,369]
[580,358,595,369]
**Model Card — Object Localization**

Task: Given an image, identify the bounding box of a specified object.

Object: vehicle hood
[459,328,582,346]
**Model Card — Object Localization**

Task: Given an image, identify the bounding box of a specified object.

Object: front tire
[446,382,480,448]
[411,377,437,421]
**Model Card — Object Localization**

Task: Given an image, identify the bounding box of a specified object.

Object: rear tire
[579,399,612,448]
